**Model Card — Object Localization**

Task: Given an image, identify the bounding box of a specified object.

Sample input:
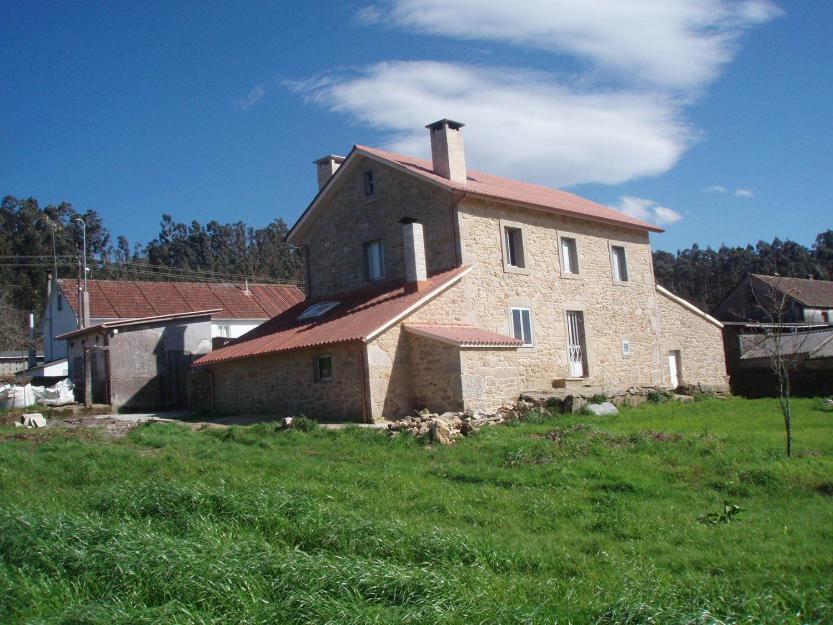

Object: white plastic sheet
[0,379,75,410]
[0,383,37,410]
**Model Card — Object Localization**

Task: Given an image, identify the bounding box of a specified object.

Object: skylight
[297,301,339,322]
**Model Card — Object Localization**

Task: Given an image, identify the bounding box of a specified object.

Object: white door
[668,351,680,388]
[567,311,585,377]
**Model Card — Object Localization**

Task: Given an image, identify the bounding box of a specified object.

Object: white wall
[211,319,263,339]
[41,287,80,362]
[803,308,833,323]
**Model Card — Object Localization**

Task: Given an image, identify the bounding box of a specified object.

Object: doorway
[566,311,588,378]
[668,350,682,388]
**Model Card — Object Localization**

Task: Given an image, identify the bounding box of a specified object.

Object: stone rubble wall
[656,290,730,391]
[209,342,366,420]
[298,158,459,299]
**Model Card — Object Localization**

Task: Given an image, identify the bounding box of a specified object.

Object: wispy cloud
[291,1,780,189]
[234,84,265,112]
[612,196,683,226]
[703,185,754,197]
[296,62,691,186]
[365,0,782,91]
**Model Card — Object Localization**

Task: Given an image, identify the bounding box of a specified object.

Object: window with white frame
[560,237,579,275]
[510,307,533,346]
[504,226,525,268]
[314,355,333,382]
[364,239,385,281]
[363,170,375,197]
[611,245,629,282]
[216,324,231,338]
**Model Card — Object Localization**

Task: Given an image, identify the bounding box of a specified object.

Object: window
[823,311,830,323]
[611,245,629,282]
[297,301,339,322]
[504,227,525,268]
[216,324,231,338]
[363,170,375,197]
[560,237,579,274]
[510,307,533,346]
[622,340,631,359]
[314,355,333,382]
[57,294,63,311]
[364,239,385,281]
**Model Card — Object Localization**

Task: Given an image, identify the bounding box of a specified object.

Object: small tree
[746,278,814,457]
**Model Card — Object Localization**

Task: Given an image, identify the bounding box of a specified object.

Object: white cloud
[612,196,683,226]
[734,188,754,197]
[295,61,691,186]
[234,84,265,111]
[368,0,782,91]
[704,185,728,194]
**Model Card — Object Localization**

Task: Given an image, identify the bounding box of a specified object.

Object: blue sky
[2,1,831,254]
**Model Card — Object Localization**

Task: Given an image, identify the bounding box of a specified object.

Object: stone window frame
[608,240,632,287]
[362,169,376,201]
[562,302,591,379]
[557,231,582,280]
[499,217,530,275]
[362,239,386,282]
[508,305,535,348]
[313,354,334,383]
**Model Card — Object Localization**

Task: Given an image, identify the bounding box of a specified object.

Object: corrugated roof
[739,328,833,360]
[57,279,304,320]
[752,275,833,309]
[56,309,222,340]
[194,266,471,366]
[359,146,662,232]
[404,324,522,347]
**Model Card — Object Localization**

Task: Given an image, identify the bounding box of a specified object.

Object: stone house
[195,119,727,420]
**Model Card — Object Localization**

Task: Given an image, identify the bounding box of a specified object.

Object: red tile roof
[356,146,662,232]
[193,266,472,366]
[404,324,522,347]
[57,279,304,320]
[56,309,221,340]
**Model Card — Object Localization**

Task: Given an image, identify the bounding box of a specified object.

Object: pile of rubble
[13,412,47,429]
[388,407,512,444]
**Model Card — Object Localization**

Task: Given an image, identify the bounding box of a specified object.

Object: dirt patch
[642,430,683,442]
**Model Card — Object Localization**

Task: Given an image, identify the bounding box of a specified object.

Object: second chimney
[426,119,466,183]
[401,218,427,287]
[314,154,345,190]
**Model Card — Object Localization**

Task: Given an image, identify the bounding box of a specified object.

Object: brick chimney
[400,218,427,288]
[426,119,466,183]
[314,155,345,190]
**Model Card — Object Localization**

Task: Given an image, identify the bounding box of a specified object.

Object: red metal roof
[57,279,304,320]
[404,324,522,347]
[356,146,663,233]
[56,309,221,340]
[193,266,471,366]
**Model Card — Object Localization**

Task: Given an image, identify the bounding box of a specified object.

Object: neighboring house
[195,119,728,420]
[712,274,833,324]
[41,279,305,362]
[0,351,43,378]
[59,310,218,410]
[712,274,833,396]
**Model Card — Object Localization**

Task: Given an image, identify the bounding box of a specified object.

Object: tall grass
[1,397,832,623]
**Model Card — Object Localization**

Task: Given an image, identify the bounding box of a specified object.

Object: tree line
[2,194,832,350]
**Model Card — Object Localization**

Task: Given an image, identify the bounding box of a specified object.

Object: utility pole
[75,218,89,327]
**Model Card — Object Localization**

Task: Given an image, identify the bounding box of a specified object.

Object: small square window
[363,170,375,197]
[364,240,384,281]
[561,237,579,274]
[216,324,231,338]
[611,245,629,282]
[510,307,533,346]
[314,355,333,382]
[504,227,525,268]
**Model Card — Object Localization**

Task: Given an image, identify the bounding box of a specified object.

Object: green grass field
[1,397,832,624]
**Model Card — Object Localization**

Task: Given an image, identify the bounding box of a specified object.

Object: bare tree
[0,291,31,352]
[746,278,815,457]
